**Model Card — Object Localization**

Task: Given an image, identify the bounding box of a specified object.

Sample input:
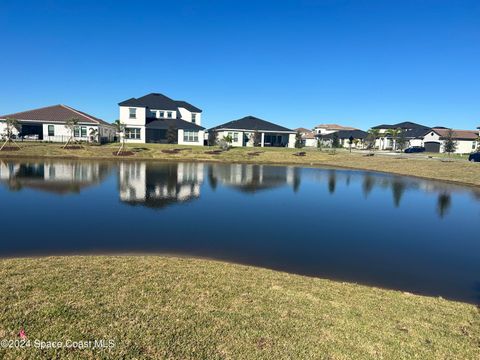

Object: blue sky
[0,0,479,130]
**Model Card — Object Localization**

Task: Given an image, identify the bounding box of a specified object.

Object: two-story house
[118,93,205,145]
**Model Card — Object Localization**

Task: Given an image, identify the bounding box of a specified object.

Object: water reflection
[0,160,111,194]
[1,159,479,303]
[118,162,204,208]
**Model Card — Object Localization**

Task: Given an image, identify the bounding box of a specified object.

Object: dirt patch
[0,147,21,151]
[63,146,83,150]
[293,152,306,157]
[205,150,224,155]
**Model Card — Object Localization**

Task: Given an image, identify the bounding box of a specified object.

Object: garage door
[424,141,440,153]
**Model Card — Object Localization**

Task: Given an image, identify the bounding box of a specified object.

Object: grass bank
[0,256,478,359]
[1,142,480,187]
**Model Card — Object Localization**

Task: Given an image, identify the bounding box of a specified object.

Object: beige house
[422,128,479,154]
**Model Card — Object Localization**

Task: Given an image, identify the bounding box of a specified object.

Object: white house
[209,116,296,148]
[317,129,368,149]
[0,104,115,143]
[118,93,205,145]
[422,128,479,154]
[314,124,357,135]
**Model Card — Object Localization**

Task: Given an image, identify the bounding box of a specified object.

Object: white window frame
[125,127,141,140]
[129,108,137,119]
[183,130,199,142]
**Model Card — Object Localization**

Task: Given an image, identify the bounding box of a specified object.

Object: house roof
[0,104,111,126]
[209,116,294,133]
[146,118,205,131]
[318,129,368,140]
[428,128,478,140]
[315,124,357,130]
[118,93,202,113]
[371,121,429,130]
[294,127,311,133]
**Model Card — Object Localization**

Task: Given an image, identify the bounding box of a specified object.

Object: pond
[0,159,479,304]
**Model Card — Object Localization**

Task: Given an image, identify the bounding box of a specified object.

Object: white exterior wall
[177,129,205,146]
[119,106,147,143]
[423,131,477,153]
[304,138,317,147]
[177,107,202,126]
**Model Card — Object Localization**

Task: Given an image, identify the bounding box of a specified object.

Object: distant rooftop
[315,124,357,131]
[210,116,294,133]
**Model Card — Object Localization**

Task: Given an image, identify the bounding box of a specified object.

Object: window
[81,127,87,137]
[74,127,80,137]
[192,113,197,123]
[159,111,164,118]
[233,132,239,142]
[125,127,141,140]
[183,130,199,142]
[48,125,54,137]
[129,108,137,119]
[167,111,172,118]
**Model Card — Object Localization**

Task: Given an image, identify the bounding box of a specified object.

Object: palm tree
[366,128,380,151]
[386,128,401,151]
[0,117,21,151]
[113,119,126,155]
[63,117,80,148]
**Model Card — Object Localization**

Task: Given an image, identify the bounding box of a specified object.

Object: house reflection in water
[118,162,205,208]
[208,164,301,193]
[0,160,111,194]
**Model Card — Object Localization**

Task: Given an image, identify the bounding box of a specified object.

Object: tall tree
[396,129,408,151]
[63,117,80,148]
[443,129,457,157]
[166,126,177,144]
[331,132,340,148]
[366,128,380,151]
[386,128,401,151]
[0,117,21,151]
[294,131,303,148]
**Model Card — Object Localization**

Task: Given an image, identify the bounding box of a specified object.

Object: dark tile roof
[118,93,202,113]
[0,104,111,125]
[371,121,429,130]
[146,118,205,131]
[209,116,294,133]
[318,129,368,140]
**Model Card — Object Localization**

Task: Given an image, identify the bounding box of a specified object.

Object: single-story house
[317,129,368,148]
[0,104,115,143]
[294,127,317,147]
[371,121,431,150]
[209,116,296,148]
[422,128,479,153]
[118,93,205,145]
[314,124,357,135]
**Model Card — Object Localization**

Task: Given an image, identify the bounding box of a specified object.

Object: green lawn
[1,142,480,187]
[0,256,478,359]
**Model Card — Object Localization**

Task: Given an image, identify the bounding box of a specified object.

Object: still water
[0,159,479,304]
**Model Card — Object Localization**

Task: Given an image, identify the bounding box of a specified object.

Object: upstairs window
[167,111,172,118]
[129,108,137,119]
[192,113,197,123]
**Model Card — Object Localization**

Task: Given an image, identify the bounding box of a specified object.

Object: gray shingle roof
[209,116,294,133]
[318,129,368,140]
[119,93,202,113]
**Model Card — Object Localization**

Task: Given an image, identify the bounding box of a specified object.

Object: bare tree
[113,119,126,155]
[0,118,21,151]
[63,117,80,148]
